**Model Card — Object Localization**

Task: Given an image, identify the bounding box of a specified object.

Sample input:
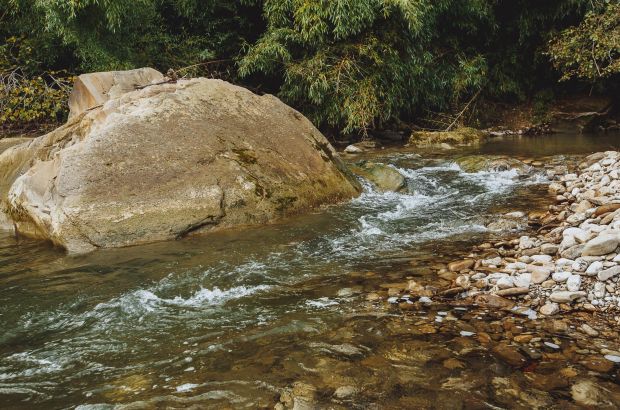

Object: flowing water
[1,133,620,409]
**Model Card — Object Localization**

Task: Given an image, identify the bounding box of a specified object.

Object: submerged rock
[409,127,487,146]
[0,69,361,252]
[454,155,528,173]
[349,161,406,192]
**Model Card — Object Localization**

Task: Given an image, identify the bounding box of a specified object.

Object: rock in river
[349,161,406,192]
[0,69,361,252]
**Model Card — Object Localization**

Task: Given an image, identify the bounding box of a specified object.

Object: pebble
[566,275,582,291]
[539,303,559,316]
[597,266,620,281]
[549,291,586,303]
[552,271,571,282]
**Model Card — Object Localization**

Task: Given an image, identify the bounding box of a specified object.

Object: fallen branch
[445,87,483,132]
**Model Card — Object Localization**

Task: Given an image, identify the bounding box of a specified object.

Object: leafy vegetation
[0,0,616,135]
[548,3,620,82]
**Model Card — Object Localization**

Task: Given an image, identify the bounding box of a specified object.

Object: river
[1,132,619,409]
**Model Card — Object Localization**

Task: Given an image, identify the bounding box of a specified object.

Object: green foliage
[0,0,613,135]
[1,36,73,131]
[239,0,492,134]
[548,3,620,82]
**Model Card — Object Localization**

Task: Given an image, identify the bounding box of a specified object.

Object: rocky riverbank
[431,150,620,317]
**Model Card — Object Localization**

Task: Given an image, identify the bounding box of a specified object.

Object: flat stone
[566,275,582,291]
[531,266,552,284]
[496,287,529,296]
[597,266,620,281]
[580,356,614,373]
[474,294,515,309]
[594,203,620,217]
[561,244,585,260]
[549,291,586,303]
[540,243,559,255]
[540,303,559,315]
[448,259,475,272]
[552,271,571,282]
[492,343,527,367]
[582,234,620,256]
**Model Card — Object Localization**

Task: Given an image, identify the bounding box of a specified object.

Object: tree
[548,2,620,83]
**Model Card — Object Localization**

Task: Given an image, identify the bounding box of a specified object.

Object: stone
[597,266,620,281]
[349,161,406,192]
[549,291,586,303]
[580,324,599,337]
[343,145,363,154]
[566,275,582,291]
[481,257,502,267]
[474,294,515,309]
[519,236,535,249]
[582,234,620,256]
[496,287,529,296]
[531,267,551,284]
[67,68,164,119]
[580,356,614,373]
[496,276,514,289]
[442,358,466,370]
[531,254,553,263]
[586,261,604,275]
[540,243,559,255]
[552,271,571,282]
[563,227,589,243]
[561,244,586,260]
[410,128,487,147]
[539,303,559,316]
[513,273,531,288]
[594,282,606,298]
[455,275,471,289]
[594,203,620,216]
[492,343,527,367]
[334,385,358,399]
[448,259,475,272]
[0,73,361,252]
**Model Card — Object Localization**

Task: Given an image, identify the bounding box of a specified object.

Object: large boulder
[0,70,360,252]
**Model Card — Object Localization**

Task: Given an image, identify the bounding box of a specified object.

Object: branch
[445,87,482,131]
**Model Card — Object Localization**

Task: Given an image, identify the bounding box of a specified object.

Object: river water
[1,133,620,409]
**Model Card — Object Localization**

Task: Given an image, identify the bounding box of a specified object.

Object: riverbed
[1,132,620,408]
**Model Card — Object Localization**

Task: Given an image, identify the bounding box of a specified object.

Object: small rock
[496,287,529,296]
[549,291,586,303]
[597,265,620,281]
[448,259,475,272]
[586,261,604,275]
[566,275,582,291]
[561,244,586,260]
[455,275,471,289]
[531,267,552,284]
[552,271,571,282]
[580,356,614,373]
[540,303,559,316]
[496,276,514,289]
[580,324,599,337]
[344,145,363,153]
[492,343,527,367]
[582,234,620,256]
[540,243,559,255]
[334,385,358,399]
[474,294,515,309]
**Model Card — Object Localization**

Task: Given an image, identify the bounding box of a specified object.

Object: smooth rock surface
[0,73,361,252]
